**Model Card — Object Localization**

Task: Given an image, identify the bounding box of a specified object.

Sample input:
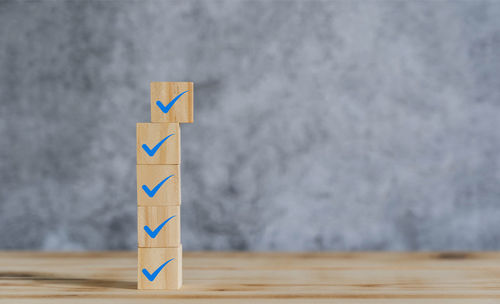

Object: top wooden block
[151,82,193,123]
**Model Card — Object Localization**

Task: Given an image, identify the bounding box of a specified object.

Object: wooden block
[138,246,182,290]
[137,165,180,206]
[137,123,180,165]
[151,82,193,123]
[138,206,180,247]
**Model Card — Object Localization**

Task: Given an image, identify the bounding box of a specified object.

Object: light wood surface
[151,82,193,123]
[138,246,182,290]
[137,165,180,206]
[138,206,181,247]
[1,251,500,303]
[137,123,180,165]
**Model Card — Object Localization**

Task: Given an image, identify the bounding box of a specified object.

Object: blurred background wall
[0,0,499,251]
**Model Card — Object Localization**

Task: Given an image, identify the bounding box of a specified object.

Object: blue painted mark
[142,134,175,157]
[142,175,174,198]
[156,91,189,114]
[144,215,176,238]
[142,258,175,282]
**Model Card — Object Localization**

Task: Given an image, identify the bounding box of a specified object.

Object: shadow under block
[151,82,193,123]
[138,206,180,247]
[137,123,180,165]
[138,246,182,290]
[137,165,180,206]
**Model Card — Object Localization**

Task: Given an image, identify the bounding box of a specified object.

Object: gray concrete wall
[1,0,500,251]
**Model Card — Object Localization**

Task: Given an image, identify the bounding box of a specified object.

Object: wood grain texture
[138,246,182,290]
[137,165,180,206]
[138,206,180,247]
[1,251,500,303]
[151,82,193,123]
[137,123,180,165]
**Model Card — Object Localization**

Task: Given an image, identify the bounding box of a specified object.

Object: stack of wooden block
[136,82,193,290]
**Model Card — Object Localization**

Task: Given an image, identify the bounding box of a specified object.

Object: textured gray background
[0,0,499,251]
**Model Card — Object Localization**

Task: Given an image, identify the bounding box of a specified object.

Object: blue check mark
[144,215,176,238]
[142,175,174,198]
[142,134,175,157]
[156,91,189,114]
[142,258,175,282]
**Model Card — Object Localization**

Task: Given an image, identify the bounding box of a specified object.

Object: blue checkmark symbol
[142,175,174,198]
[142,258,175,282]
[142,134,175,157]
[144,215,176,238]
[156,91,189,114]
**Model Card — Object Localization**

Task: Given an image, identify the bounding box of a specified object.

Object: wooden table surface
[1,251,499,303]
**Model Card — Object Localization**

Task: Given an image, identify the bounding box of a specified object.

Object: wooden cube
[138,246,182,290]
[151,82,193,123]
[138,206,180,247]
[137,123,180,165]
[137,165,180,206]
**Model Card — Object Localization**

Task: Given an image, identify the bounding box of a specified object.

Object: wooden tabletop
[1,251,499,303]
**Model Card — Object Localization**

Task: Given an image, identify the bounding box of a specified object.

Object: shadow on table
[0,272,136,289]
